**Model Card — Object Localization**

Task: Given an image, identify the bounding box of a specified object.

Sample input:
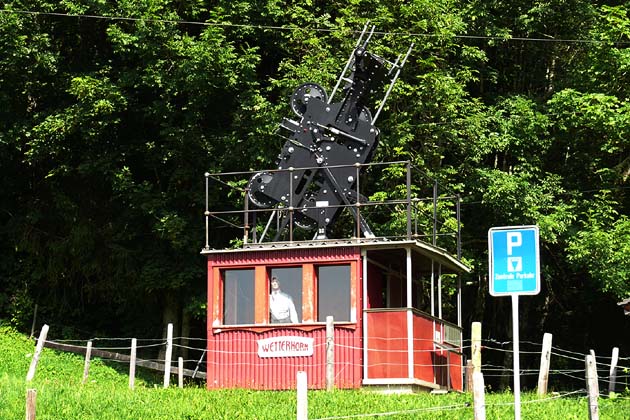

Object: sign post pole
[489,225,540,420]
[512,294,521,420]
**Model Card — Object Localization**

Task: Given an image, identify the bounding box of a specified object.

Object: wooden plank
[26,389,36,420]
[82,340,92,384]
[129,338,137,389]
[471,322,482,374]
[164,323,173,388]
[473,371,486,420]
[465,359,473,392]
[326,316,334,391]
[178,357,184,388]
[42,340,206,379]
[537,333,552,395]
[296,371,308,420]
[585,354,599,420]
[609,347,619,395]
[26,324,49,382]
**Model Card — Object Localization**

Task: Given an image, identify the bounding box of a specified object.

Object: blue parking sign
[488,226,540,296]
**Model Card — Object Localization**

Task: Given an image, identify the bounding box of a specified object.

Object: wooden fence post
[164,323,173,388]
[26,324,49,382]
[326,316,334,391]
[129,338,137,390]
[297,371,308,420]
[585,354,599,420]
[471,322,481,373]
[178,357,184,388]
[609,347,619,395]
[82,340,93,384]
[465,359,474,392]
[26,389,36,420]
[472,371,486,420]
[537,333,552,395]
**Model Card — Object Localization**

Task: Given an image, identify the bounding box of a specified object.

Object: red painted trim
[302,264,315,322]
[212,323,358,335]
[254,266,267,324]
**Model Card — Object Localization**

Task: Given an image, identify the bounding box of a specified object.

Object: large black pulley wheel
[291,83,328,117]
[247,172,276,208]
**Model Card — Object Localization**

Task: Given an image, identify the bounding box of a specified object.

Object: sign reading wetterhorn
[488,225,541,296]
[257,336,314,358]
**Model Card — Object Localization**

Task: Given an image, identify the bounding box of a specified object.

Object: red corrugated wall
[366,309,463,391]
[366,311,408,378]
[413,314,436,384]
[446,347,463,391]
[415,315,463,391]
[206,247,362,390]
[207,326,361,389]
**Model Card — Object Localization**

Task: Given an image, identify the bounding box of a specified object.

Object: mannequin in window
[269,276,299,323]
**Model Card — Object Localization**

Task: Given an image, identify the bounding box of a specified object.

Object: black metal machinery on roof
[247,23,413,242]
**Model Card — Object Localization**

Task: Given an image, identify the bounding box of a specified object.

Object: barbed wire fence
[468,337,630,393]
[25,323,630,419]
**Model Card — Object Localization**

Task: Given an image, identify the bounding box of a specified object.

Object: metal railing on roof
[203,160,462,258]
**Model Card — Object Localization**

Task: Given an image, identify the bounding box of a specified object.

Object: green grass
[1,325,629,419]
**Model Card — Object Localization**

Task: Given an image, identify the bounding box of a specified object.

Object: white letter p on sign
[507,232,522,255]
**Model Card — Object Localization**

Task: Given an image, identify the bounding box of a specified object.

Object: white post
[585,354,599,420]
[178,357,184,388]
[471,322,482,374]
[609,347,618,395]
[26,324,49,382]
[129,338,137,390]
[296,371,308,420]
[164,323,173,388]
[437,264,442,319]
[326,316,334,391]
[82,340,93,384]
[361,249,369,382]
[537,333,552,395]
[472,371,486,420]
[511,295,521,420]
[26,389,37,420]
[430,261,435,317]
[406,248,414,379]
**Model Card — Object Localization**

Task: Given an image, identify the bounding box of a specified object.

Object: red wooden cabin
[203,163,470,392]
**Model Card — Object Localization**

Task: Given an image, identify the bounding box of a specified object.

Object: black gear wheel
[290,83,328,117]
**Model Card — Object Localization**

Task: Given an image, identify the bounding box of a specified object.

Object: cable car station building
[201,24,470,392]
[202,212,469,391]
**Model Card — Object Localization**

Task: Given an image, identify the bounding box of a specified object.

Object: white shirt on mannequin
[269,277,299,323]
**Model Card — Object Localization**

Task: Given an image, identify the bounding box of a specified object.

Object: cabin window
[269,267,303,323]
[223,269,255,325]
[317,264,351,322]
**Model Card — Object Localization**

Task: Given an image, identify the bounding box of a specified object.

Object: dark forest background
[1,0,629,389]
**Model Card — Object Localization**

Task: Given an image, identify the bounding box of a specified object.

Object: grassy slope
[1,326,629,419]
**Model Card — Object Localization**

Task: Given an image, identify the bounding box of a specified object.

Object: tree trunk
[180,309,191,361]
[158,292,180,360]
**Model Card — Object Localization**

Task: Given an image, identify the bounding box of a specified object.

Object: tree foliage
[1,0,629,371]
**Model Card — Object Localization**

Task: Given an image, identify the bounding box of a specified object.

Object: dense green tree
[0,0,263,338]
[1,0,629,390]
